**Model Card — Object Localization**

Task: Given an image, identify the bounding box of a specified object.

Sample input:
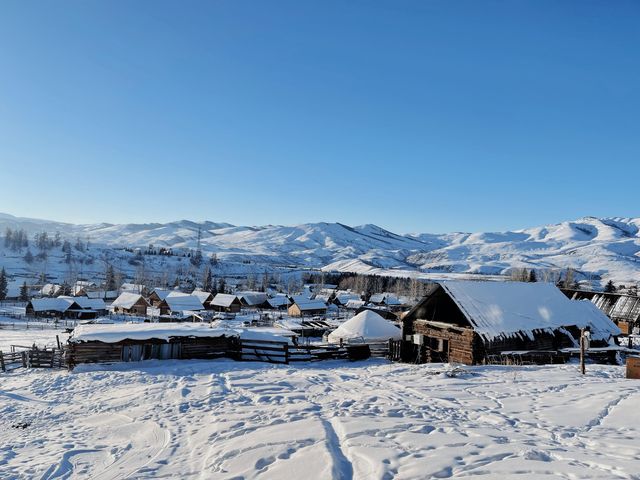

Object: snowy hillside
[0,213,639,286]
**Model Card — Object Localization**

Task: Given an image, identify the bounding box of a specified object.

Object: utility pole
[580,327,591,375]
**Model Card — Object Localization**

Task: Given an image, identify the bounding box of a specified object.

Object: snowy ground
[1,359,639,479]
[0,321,71,352]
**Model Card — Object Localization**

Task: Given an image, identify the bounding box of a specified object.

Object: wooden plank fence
[233,338,368,364]
[0,347,65,372]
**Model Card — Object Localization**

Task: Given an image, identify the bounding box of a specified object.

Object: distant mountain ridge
[0,213,639,285]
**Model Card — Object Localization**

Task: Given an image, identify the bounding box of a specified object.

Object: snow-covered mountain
[0,213,639,286]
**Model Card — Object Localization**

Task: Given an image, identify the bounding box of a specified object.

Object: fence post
[0,351,5,372]
[284,343,289,364]
[50,349,55,368]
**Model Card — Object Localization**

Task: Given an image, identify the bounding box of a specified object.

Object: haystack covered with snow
[327,310,401,344]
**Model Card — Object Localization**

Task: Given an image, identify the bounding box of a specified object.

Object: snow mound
[327,310,401,343]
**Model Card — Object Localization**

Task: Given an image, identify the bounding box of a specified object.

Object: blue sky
[0,1,638,233]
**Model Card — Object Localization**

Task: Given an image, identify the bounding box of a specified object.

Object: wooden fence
[232,338,368,364]
[0,347,65,372]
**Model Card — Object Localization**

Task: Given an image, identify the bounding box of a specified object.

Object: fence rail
[0,347,66,372]
[233,338,369,364]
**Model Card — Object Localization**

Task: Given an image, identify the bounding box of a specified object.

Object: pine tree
[0,268,7,301]
[604,280,616,293]
[528,269,537,283]
[105,265,117,291]
[19,281,29,301]
[24,249,34,264]
[202,266,213,292]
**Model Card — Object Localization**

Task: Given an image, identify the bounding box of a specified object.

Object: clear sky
[0,1,638,233]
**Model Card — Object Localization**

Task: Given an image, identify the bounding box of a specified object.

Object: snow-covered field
[0,323,71,352]
[2,359,639,479]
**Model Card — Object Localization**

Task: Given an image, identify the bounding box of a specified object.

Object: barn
[111,292,149,316]
[66,323,238,367]
[401,281,620,365]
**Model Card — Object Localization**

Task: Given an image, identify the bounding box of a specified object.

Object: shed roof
[112,292,148,310]
[291,296,327,311]
[29,297,79,313]
[211,293,240,308]
[436,281,620,341]
[162,293,204,312]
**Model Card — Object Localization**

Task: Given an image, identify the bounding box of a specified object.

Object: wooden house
[157,293,204,316]
[59,296,108,317]
[26,298,86,319]
[66,323,237,368]
[210,293,242,313]
[288,296,327,317]
[111,292,149,316]
[148,288,172,307]
[401,281,620,365]
[237,291,270,309]
[191,289,215,309]
[265,295,291,310]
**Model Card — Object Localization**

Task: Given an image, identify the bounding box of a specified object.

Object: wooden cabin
[66,323,237,368]
[111,292,149,316]
[191,290,215,309]
[237,291,270,309]
[157,293,204,316]
[401,281,621,365]
[210,293,242,313]
[265,296,291,310]
[288,296,327,317]
[148,288,172,307]
[26,298,90,319]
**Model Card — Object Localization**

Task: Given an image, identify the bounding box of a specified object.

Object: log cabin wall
[412,320,477,364]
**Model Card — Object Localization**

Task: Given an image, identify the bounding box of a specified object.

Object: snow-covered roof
[162,294,204,312]
[369,293,385,304]
[571,300,622,340]
[39,283,62,296]
[112,292,148,310]
[313,294,332,303]
[191,290,214,303]
[60,296,106,310]
[438,281,620,341]
[70,323,237,343]
[334,291,361,305]
[237,291,268,306]
[267,296,291,308]
[69,323,296,344]
[29,297,78,313]
[290,296,327,311]
[211,293,240,308]
[345,299,366,309]
[150,288,172,301]
[328,310,401,343]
